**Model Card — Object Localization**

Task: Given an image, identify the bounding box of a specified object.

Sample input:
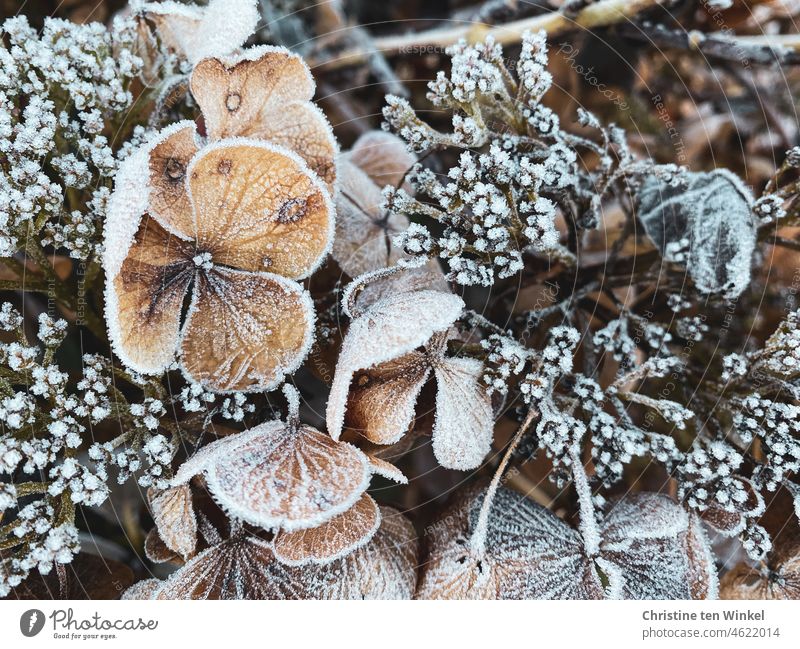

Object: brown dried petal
[151,506,418,599]
[144,528,181,565]
[187,140,333,279]
[106,215,193,374]
[366,455,409,484]
[190,48,336,190]
[179,267,314,392]
[345,352,430,445]
[431,357,494,470]
[333,159,408,277]
[148,484,197,560]
[181,421,371,531]
[720,548,800,599]
[147,121,198,238]
[347,130,416,188]
[122,579,162,600]
[272,494,381,566]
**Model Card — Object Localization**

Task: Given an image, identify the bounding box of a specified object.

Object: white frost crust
[326,289,465,440]
[183,136,336,280]
[177,268,317,394]
[367,456,409,484]
[144,0,259,64]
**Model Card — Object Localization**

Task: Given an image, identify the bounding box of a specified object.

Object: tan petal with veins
[333,159,408,277]
[149,484,197,560]
[187,141,333,279]
[345,352,430,445]
[108,216,193,374]
[272,494,381,565]
[180,267,314,392]
[197,421,371,530]
[190,49,335,189]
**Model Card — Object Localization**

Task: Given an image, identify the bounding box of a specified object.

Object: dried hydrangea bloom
[328,268,493,470]
[720,544,800,599]
[128,507,418,599]
[191,46,337,193]
[416,487,718,599]
[173,388,373,532]
[148,484,197,560]
[104,127,333,391]
[137,0,259,65]
[272,493,381,565]
[333,131,415,276]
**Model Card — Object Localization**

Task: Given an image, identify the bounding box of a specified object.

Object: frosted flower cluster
[382,31,669,287]
[0,15,142,260]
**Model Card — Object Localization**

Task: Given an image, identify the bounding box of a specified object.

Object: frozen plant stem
[570,444,600,557]
[323,0,668,68]
[470,406,539,554]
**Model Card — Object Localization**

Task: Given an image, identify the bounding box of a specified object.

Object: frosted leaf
[175,420,371,531]
[142,0,259,64]
[637,169,755,298]
[154,534,282,599]
[326,287,464,440]
[417,488,717,599]
[366,455,409,484]
[600,493,718,599]
[145,507,418,599]
[272,493,381,566]
[179,267,314,393]
[122,579,162,600]
[333,158,409,277]
[346,130,416,188]
[417,487,602,600]
[432,356,494,470]
[190,46,337,191]
[146,121,198,236]
[720,549,800,599]
[344,352,431,445]
[148,484,197,560]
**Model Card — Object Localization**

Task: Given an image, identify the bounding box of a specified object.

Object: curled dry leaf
[148,484,197,560]
[272,493,381,566]
[191,46,337,192]
[138,0,259,65]
[329,269,493,469]
[333,131,416,277]
[416,487,718,599]
[366,454,409,484]
[104,130,333,391]
[144,528,181,565]
[173,419,371,532]
[132,507,418,599]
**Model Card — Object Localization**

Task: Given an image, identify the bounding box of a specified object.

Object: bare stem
[470,406,539,554]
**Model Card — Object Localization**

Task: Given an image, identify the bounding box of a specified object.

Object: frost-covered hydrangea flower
[105,129,333,392]
[327,267,495,470]
[332,131,416,277]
